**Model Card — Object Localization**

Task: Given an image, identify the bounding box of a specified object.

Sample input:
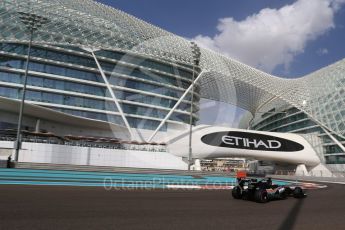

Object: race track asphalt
[0,183,344,230]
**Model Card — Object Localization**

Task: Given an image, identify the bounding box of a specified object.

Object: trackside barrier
[15,162,237,177]
[267,174,345,184]
[273,170,345,178]
[0,160,6,168]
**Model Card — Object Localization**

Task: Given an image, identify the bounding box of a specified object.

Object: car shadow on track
[277,198,305,230]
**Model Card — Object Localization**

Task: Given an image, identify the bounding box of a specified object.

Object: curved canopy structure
[0,0,344,139]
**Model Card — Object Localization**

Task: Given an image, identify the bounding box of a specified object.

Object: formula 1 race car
[232,177,306,203]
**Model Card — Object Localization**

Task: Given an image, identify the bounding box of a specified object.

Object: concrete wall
[0,141,188,170]
[0,145,13,168]
[0,147,13,160]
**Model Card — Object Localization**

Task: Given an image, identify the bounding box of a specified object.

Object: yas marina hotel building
[0,0,344,171]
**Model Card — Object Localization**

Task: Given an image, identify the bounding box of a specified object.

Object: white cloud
[194,0,345,73]
[332,0,345,10]
[317,48,329,55]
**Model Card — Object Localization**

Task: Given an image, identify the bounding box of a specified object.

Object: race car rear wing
[236,171,247,179]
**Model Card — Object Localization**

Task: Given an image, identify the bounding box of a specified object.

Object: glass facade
[0,42,200,130]
[251,106,345,164]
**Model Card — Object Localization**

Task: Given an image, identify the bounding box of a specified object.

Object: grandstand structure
[0,0,344,170]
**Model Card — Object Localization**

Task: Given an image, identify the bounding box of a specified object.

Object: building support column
[85,48,134,140]
[14,30,33,162]
[300,100,345,153]
[295,164,309,176]
[35,119,40,133]
[302,109,345,153]
[320,126,345,153]
[147,70,206,142]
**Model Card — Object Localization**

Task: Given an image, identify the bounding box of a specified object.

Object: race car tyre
[274,188,287,200]
[232,186,242,199]
[255,189,269,203]
[293,187,305,198]
[284,186,292,195]
[241,191,249,200]
[279,189,288,200]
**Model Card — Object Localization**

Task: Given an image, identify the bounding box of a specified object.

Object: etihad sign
[201,131,304,152]
[221,135,281,149]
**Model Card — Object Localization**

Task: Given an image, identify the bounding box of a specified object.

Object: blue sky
[98,0,345,77]
[97,0,345,126]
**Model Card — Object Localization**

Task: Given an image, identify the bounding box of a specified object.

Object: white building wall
[0,141,187,170]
